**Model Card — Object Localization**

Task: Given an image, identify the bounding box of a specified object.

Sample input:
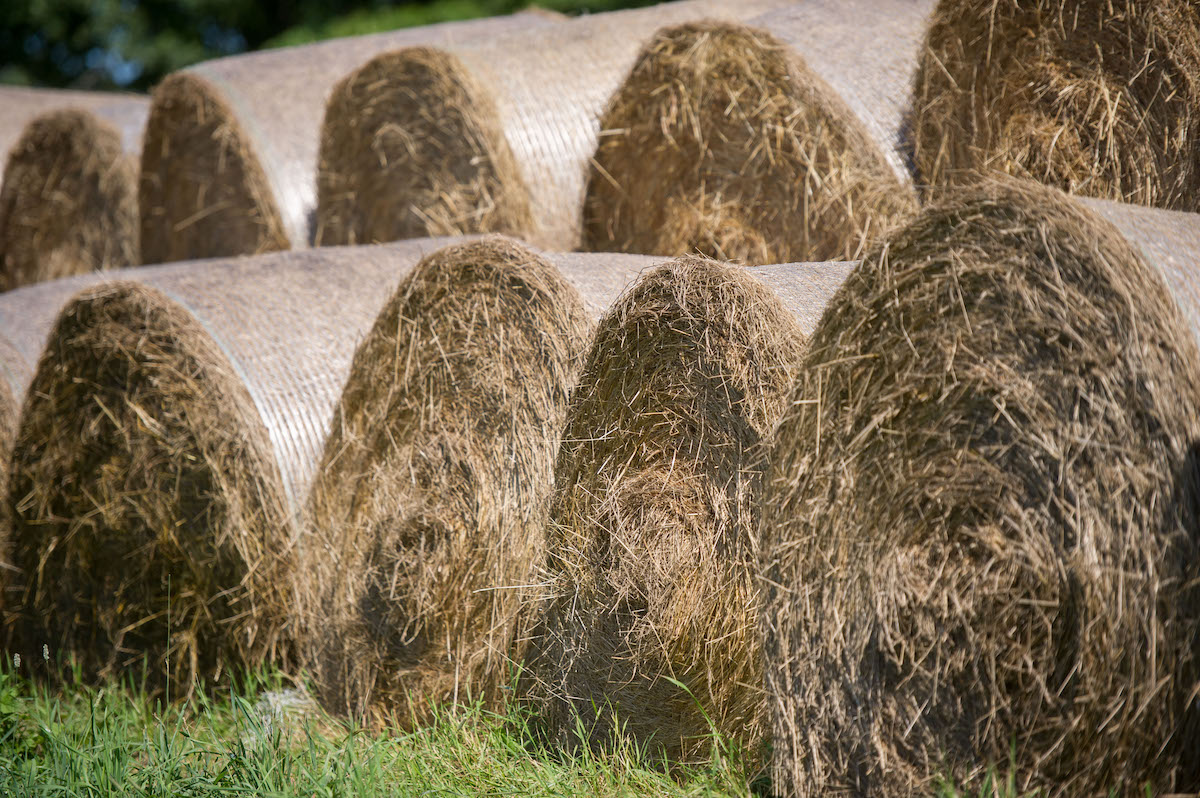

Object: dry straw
[0,86,147,169]
[519,256,854,767]
[911,0,1200,210]
[759,177,1200,796]
[315,0,788,251]
[583,0,934,265]
[5,241,444,692]
[139,12,556,265]
[300,238,655,726]
[0,110,140,291]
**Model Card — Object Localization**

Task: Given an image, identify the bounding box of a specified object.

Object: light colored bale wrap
[759,177,1200,796]
[911,0,1200,210]
[0,110,140,291]
[583,0,934,265]
[5,241,449,692]
[301,238,657,725]
[519,257,854,767]
[139,12,557,265]
[315,0,788,251]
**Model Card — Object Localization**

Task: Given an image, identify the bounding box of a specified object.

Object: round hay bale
[300,237,608,725]
[6,240,448,692]
[314,0,789,251]
[519,256,828,767]
[0,110,139,291]
[0,87,147,172]
[140,12,558,266]
[582,0,933,264]
[911,0,1200,211]
[759,177,1200,796]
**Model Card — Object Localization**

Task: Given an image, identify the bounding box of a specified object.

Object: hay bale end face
[300,237,593,725]
[912,0,1200,211]
[583,20,917,265]
[760,178,1200,796]
[520,256,807,766]
[8,283,291,689]
[140,73,290,265]
[0,110,139,291]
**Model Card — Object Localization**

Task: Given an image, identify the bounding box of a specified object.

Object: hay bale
[299,238,666,725]
[6,240,451,691]
[518,256,847,767]
[582,0,934,264]
[0,110,140,291]
[140,12,557,266]
[911,0,1200,211]
[0,87,147,170]
[759,177,1200,796]
[314,0,788,251]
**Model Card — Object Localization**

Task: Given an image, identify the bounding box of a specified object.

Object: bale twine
[759,177,1200,796]
[0,110,140,291]
[314,0,788,251]
[911,0,1200,211]
[518,257,852,767]
[582,0,934,265]
[140,12,556,266]
[6,240,449,692]
[299,238,663,726]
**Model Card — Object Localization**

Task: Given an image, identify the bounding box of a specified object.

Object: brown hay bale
[519,256,840,767]
[6,241,450,692]
[0,110,139,291]
[911,0,1200,211]
[0,87,147,169]
[140,13,557,266]
[759,177,1200,796]
[583,0,934,264]
[299,238,666,725]
[315,0,788,251]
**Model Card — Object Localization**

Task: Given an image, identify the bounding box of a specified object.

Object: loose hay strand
[759,177,1200,796]
[520,256,807,767]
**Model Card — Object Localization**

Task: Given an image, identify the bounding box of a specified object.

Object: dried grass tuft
[520,256,807,767]
[140,73,290,264]
[0,109,138,291]
[583,21,916,264]
[912,0,1200,210]
[759,177,1200,796]
[299,237,592,726]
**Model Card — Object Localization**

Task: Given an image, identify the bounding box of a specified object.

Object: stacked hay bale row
[0,87,148,291]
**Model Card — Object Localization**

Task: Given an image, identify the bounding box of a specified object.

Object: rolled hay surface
[6,240,453,691]
[315,0,789,251]
[299,238,663,726]
[911,0,1200,211]
[0,86,148,169]
[759,178,1200,796]
[0,110,140,291]
[140,12,557,266]
[518,256,850,767]
[583,0,934,265]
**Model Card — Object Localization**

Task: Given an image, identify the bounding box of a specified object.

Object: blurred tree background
[0,0,651,91]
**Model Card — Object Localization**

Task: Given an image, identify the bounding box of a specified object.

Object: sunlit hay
[0,110,138,291]
[316,48,533,248]
[519,256,807,767]
[759,177,1200,796]
[583,22,916,265]
[911,0,1200,211]
[300,237,592,726]
[8,282,292,692]
[140,73,290,264]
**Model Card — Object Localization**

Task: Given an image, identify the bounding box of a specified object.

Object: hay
[0,110,139,291]
[758,177,1200,796]
[583,0,933,265]
[519,256,827,767]
[911,0,1200,211]
[314,0,788,251]
[299,237,603,726]
[140,13,557,265]
[5,241,446,692]
[0,86,147,171]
